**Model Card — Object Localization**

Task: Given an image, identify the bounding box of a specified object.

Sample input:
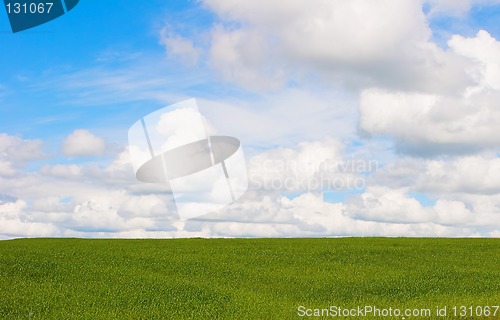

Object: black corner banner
[3,0,80,33]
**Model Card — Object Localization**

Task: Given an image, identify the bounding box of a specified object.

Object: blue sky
[1,1,206,139]
[1,0,500,239]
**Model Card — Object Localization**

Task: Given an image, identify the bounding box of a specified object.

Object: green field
[0,238,499,319]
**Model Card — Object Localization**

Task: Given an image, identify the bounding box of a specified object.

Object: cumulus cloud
[193,2,500,157]
[209,25,287,91]
[195,191,482,237]
[359,88,500,154]
[247,138,369,192]
[0,133,44,177]
[0,133,44,162]
[0,199,60,238]
[346,185,498,230]
[202,0,470,92]
[415,155,500,194]
[0,135,183,239]
[2,131,497,239]
[449,30,500,93]
[372,153,500,195]
[346,186,435,224]
[363,154,500,230]
[0,156,175,238]
[359,30,500,155]
[204,0,430,61]
[61,129,106,157]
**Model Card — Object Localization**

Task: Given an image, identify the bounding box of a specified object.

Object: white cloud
[449,30,500,93]
[489,230,500,237]
[209,25,288,91]
[0,133,44,162]
[199,191,480,237]
[61,129,106,157]
[197,88,357,150]
[364,155,500,229]
[0,133,44,177]
[347,186,435,224]
[359,88,500,153]
[0,161,16,178]
[202,0,470,92]
[160,28,201,67]
[41,164,82,178]
[0,139,181,238]
[204,0,430,61]
[0,199,60,238]
[2,132,496,239]
[195,2,500,158]
[71,198,126,231]
[247,138,365,192]
[117,194,173,220]
[358,30,500,154]
[416,155,500,194]
[345,185,498,230]
[434,199,474,225]
[372,153,500,195]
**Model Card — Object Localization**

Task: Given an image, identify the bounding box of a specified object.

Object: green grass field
[0,238,499,319]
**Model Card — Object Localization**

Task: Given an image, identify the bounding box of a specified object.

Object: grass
[0,238,499,319]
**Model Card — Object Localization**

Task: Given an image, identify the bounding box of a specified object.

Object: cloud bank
[2,0,500,238]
